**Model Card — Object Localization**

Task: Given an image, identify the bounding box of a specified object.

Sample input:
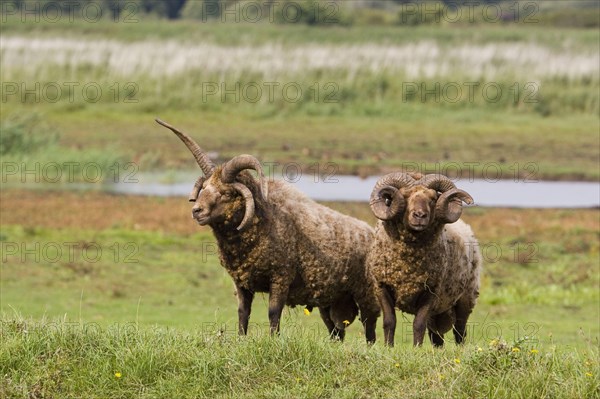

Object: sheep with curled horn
[156,119,380,343]
[366,172,482,347]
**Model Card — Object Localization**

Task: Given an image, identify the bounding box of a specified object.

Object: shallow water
[103,172,600,209]
[7,171,599,209]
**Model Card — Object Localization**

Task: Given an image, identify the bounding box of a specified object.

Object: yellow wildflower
[530,349,539,354]
[585,372,593,378]
[394,362,400,368]
[303,308,311,316]
[512,347,520,353]
[114,372,122,378]
[454,358,461,364]
[477,347,483,352]
[438,374,446,381]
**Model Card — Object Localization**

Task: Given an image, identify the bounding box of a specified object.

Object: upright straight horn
[155,118,216,177]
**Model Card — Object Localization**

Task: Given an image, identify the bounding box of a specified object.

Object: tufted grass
[0,188,598,397]
[1,316,598,399]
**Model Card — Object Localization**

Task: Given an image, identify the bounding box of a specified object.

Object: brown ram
[366,172,482,347]
[156,119,380,342]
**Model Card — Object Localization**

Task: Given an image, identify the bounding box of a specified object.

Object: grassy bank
[0,185,598,397]
[2,107,598,181]
[2,318,598,399]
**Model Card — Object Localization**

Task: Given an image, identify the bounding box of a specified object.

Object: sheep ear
[435,189,473,224]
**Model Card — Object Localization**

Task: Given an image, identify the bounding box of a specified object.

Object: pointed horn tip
[155,118,174,130]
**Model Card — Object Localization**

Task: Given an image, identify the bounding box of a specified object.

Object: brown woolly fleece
[368,219,481,316]
[367,217,481,346]
[209,174,380,341]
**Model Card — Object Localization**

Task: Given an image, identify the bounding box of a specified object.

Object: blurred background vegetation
[2,0,599,27]
[1,0,599,179]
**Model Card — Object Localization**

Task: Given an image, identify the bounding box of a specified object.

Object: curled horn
[221,154,268,201]
[420,174,473,223]
[232,183,255,231]
[435,188,474,224]
[155,118,215,177]
[369,173,416,220]
[420,174,457,193]
[188,176,205,202]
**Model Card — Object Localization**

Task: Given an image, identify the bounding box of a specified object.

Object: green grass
[1,205,598,343]
[1,318,598,399]
[2,105,596,180]
[0,15,598,398]
[2,15,599,47]
[0,114,127,183]
[0,197,598,397]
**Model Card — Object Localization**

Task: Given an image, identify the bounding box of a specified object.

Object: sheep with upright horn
[366,172,482,347]
[156,119,380,343]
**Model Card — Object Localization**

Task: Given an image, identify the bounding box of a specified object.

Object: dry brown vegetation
[2,189,598,244]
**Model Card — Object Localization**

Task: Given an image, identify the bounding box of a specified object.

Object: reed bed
[2,36,598,82]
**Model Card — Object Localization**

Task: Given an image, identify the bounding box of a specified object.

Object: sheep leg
[236,286,254,335]
[361,312,378,345]
[267,283,288,335]
[378,286,396,347]
[318,306,336,333]
[318,307,344,341]
[413,302,432,347]
[357,303,378,344]
[356,291,379,344]
[428,328,445,347]
[453,300,472,344]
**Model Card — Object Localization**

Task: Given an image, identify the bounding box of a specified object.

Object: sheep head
[156,119,267,231]
[370,173,473,232]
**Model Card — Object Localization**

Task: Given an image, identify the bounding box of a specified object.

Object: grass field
[2,320,598,398]
[1,14,599,398]
[1,189,599,397]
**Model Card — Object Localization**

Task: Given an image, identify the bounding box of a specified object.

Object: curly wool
[368,219,481,334]
[212,178,380,328]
